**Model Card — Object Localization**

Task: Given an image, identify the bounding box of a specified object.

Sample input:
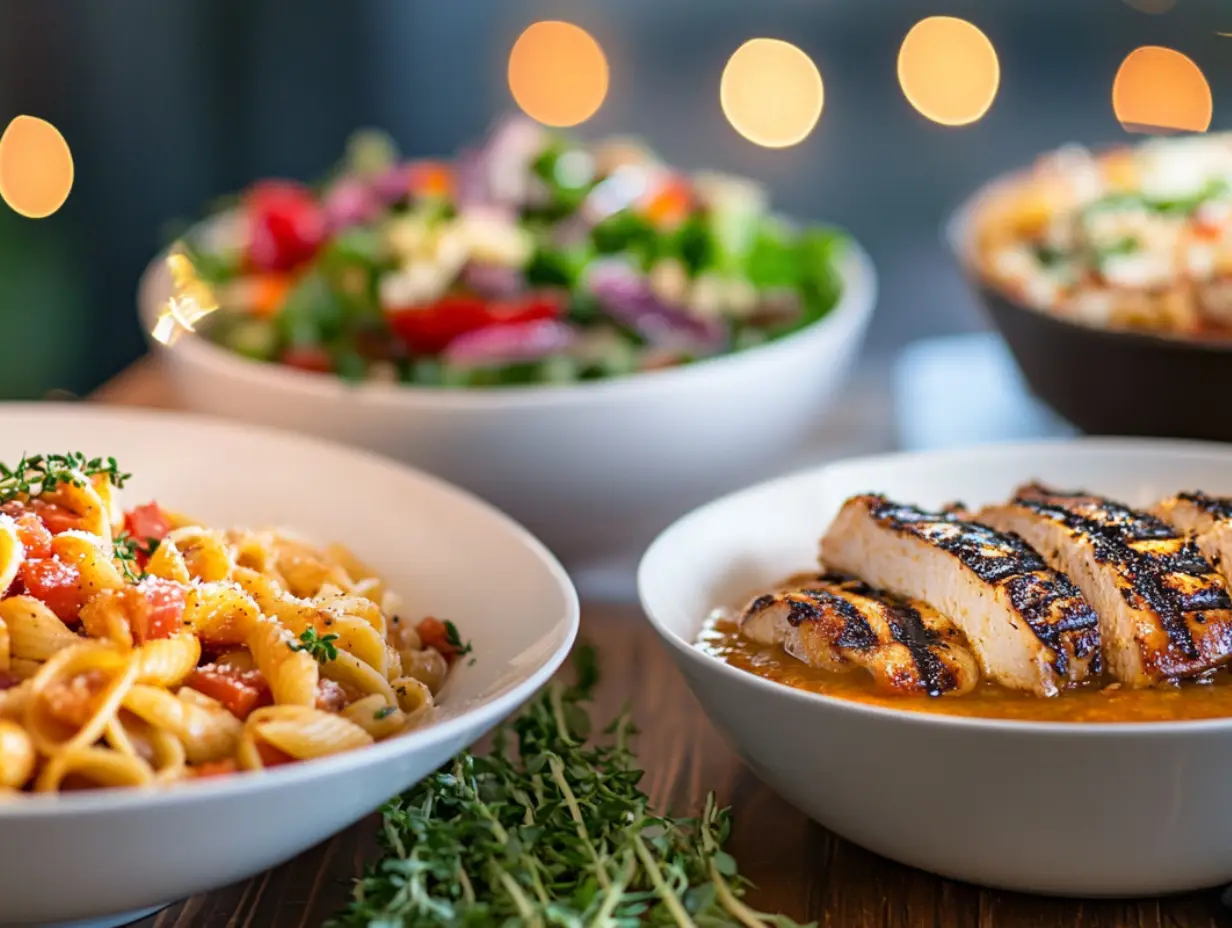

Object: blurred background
[0,0,1227,399]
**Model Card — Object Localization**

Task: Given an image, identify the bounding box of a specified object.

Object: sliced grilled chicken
[1153,492,1232,585]
[979,484,1232,686]
[740,573,980,697]
[820,495,1100,696]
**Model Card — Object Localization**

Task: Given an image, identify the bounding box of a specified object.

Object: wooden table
[88,359,1232,928]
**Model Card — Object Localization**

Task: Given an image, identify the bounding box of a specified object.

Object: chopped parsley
[373,706,396,721]
[289,628,339,663]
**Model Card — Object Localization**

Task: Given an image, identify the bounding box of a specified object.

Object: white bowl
[137,243,875,568]
[0,405,578,926]
[639,437,1232,898]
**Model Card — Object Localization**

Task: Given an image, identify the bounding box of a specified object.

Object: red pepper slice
[385,292,562,355]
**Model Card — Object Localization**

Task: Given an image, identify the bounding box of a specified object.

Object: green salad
[179,116,848,387]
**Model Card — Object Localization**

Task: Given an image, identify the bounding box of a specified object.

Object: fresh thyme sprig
[330,646,813,928]
[289,628,339,663]
[113,532,160,583]
[0,453,129,506]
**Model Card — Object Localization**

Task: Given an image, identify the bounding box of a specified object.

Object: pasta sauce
[699,616,1232,723]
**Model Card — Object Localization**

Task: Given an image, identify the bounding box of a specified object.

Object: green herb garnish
[373,706,396,721]
[330,646,811,927]
[113,532,160,583]
[443,619,473,658]
[289,628,340,663]
[0,453,129,506]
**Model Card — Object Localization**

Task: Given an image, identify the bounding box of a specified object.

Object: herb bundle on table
[331,647,810,927]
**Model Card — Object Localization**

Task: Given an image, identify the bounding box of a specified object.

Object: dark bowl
[948,173,1232,443]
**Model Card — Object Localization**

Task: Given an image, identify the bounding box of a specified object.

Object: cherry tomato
[386,292,562,355]
[3,499,84,536]
[255,741,294,768]
[245,180,327,273]
[20,558,86,623]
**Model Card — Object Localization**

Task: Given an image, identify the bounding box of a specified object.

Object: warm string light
[720,38,824,148]
[508,21,609,128]
[1112,46,1212,133]
[897,17,1000,126]
[0,115,73,219]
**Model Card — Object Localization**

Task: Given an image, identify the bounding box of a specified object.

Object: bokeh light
[897,17,1000,126]
[508,21,609,128]
[720,38,824,148]
[1112,46,1212,133]
[0,116,74,219]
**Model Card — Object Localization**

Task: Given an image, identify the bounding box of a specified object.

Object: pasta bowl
[0,404,578,926]
[640,437,1232,897]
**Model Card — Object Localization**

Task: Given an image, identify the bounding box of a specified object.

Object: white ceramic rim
[0,402,581,816]
[136,238,876,410]
[638,435,1232,738]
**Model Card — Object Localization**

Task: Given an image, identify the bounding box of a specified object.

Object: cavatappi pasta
[0,453,469,794]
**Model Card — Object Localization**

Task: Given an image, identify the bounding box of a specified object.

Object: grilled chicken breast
[821,495,1100,696]
[979,484,1232,686]
[740,573,980,697]
[1154,492,1232,586]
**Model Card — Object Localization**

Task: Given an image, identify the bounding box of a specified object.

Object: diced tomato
[124,502,172,548]
[416,616,464,663]
[280,346,334,374]
[130,578,187,645]
[386,292,562,355]
[192,759,238,779]
[12,513,51,559]
[245,180,327,273]
[407,160,454,199]
[3,499,83,536]
[43,670,107,728]
[186,663,272,720]
[315,679,347,713]
[255,741,293,768]
[20,557,86,623]
[0,672,18,691]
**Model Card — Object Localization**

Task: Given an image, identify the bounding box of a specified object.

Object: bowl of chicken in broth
[640,437,1232,897]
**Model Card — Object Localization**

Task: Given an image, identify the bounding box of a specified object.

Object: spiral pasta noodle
[0,454,468,793]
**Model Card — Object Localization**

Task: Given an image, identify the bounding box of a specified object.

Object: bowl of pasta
[0,405,578,926]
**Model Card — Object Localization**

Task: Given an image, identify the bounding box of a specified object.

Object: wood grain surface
[90,358,1232,928]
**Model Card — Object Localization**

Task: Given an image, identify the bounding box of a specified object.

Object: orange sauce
[698,617,1232,723]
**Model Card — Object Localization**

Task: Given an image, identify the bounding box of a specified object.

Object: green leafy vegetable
[289,628,340,664]
[0,453,129,507]
[330,647,812,928]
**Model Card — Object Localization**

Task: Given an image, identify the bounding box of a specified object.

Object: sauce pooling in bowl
[699,616,1232,723]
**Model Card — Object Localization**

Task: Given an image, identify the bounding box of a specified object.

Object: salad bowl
[138,120,875,566]
[0,405,578,926]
